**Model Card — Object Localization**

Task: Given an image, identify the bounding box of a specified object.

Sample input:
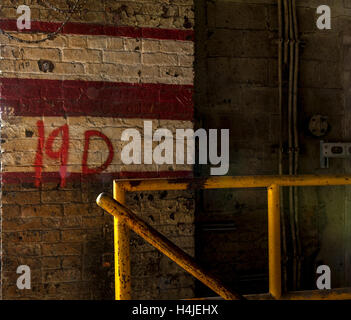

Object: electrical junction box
[320,141,351,168]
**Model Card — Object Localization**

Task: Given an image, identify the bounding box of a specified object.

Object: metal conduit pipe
[278,0,301,292]
[287,0,298,291]
[283,0,290,64]
[286,0,301,291]
[292,0,301,290]
[278,0,288,293]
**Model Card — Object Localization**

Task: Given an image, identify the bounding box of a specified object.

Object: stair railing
[97,175,351,300]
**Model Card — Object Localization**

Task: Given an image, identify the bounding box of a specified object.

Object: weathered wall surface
[195,0,351,293]
[0,0,195,299]
[3,0,351,300]
[195,0,277,294]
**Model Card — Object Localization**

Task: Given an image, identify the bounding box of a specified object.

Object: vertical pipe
[288,0,298,291]
[292,0,301,290]
[113,181,131,300]
[268,184,282,299]
[283,0,289,64]
[277,0,288,293]
[288,41,297,291]
[278,0,284,177]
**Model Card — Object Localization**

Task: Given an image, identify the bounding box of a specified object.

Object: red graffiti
[82,130,114,175]
[34,121,45,188]
[34,124,114,187]
[35,121,69,187]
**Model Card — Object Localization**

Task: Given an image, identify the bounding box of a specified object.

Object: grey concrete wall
[195,0,351,293]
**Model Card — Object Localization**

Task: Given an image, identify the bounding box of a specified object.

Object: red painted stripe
[1,171,193,185]
[0,19,194,41]
[0,78,194,121]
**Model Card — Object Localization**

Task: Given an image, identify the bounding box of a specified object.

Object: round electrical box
[308,114,329,137]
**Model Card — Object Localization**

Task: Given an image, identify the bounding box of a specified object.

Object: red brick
[43,269,82,283]
[61,256,82,268]
[42,257,61,269]
[2,217,43,232]
[3,191,41,205]
[21,205,62,217]
[42,243,82,256]
[3,231,42,242]
[63,204,102,217]
[41,190,82,204]
[41,230,61,242]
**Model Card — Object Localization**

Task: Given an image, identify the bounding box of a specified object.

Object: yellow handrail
[96,193,244,300]
[116,175,351,191]
[97,175,351,300]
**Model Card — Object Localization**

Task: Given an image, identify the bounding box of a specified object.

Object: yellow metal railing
[97,193,243,300]
[96,175,351,300]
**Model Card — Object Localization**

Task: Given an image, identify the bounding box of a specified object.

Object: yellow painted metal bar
[108,175,351,301]
[97,193,244,301]
[268,184,282,299]
[113,181,131,300]
[118,175,351,192]
[187,288,351,300]
[283,288,351,300]
[245,288,351,300]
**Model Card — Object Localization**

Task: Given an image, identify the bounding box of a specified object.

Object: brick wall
[0,0,195,299]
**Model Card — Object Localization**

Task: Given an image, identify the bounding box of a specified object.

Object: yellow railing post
[113,181,131,300]
[268,184,282,299]
[97,193,244,300]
